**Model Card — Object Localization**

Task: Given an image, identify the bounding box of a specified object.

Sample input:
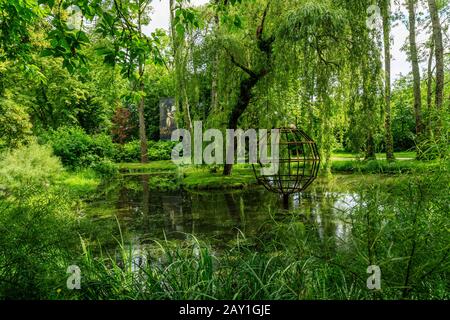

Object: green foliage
[13,54,121,133]
[0,142,63,194]
[0,142,78,298]
[182,165,257,190]
[0,0,45,62]
[43,126,116,169]
[115,140,176,162]
[0,0,448,302]
[148,140,177,161]
[116,140,141,163]
[0,188,79,299]
[61,168,101,198]
[89,159,118,177]
[117,161,178,173]
[390,77,418,151]
[143,64,175,140]
[95,1,164,78]
[172,0,203,37]
[330,159,447,174]
[116,161,257,190]
[0,94,33,149]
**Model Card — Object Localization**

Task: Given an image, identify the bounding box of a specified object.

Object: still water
[85,174,361,248]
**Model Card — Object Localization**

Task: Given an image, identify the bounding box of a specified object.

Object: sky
[145,0,439,82]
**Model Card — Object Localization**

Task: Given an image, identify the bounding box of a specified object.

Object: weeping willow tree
[273,1,352,172]
[173,0,388,174]
[170,0,193,131]
[340,0,384,160]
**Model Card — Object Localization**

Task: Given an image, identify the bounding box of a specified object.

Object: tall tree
[169,0,195,132]
[427,0,444,111]
[136,1,149,163]
[210,0,220,113]
[96,0,164,163]
[407,0,424,141]
[222,1,273,176]
[380,0,395,161]
[426,40,434,113]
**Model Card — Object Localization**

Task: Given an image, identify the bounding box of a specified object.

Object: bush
[149,141,176,161]
[91,134,117,160]
[43,127,116,169]
[0,95,33,149]
[0,143,79,298]
[0,142,63,194]
[115,140,141,163]
[115,140,176,162]
[90,159,118,177]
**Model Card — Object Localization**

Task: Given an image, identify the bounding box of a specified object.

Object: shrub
[90,159,118,177]
[0,142,63,194]
[115,140,141,163]
[43,127,116,169]
[91,134,117,160]
[0,143,79,298]
[149,141,176,161]
[115,140,176,162]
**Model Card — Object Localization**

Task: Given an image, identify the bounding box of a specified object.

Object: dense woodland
[0,0,448,300]
[0,0,448,167]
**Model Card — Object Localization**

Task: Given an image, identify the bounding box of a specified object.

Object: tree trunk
[427,0,444,111]
[138,77,149,163]
[426,40,434,113]
[381,0,395,161]
[223,3,273,176]
[365,132,376,160]
[169,0,182,126]
[407,0,423,138]
[181,44,193,130]
[138,10,148,163]
[223,75,263,175]
[170,0,192,132]
[210,0,220,113]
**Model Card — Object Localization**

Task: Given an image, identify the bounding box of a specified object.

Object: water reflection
[87,175,359,248]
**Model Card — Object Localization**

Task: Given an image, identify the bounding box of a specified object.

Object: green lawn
[117,162,258,190]
[332,151,416,160]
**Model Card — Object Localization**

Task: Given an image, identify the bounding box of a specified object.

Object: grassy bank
[332,151,416,160]
[330,159,447,174]
[116,159,449,190]
[117,162,257,190]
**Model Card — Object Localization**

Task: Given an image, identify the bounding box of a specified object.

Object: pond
[85,173,362,250]
[76,172,448,299]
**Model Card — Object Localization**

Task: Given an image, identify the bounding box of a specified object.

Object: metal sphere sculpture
[252,127,320,206]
